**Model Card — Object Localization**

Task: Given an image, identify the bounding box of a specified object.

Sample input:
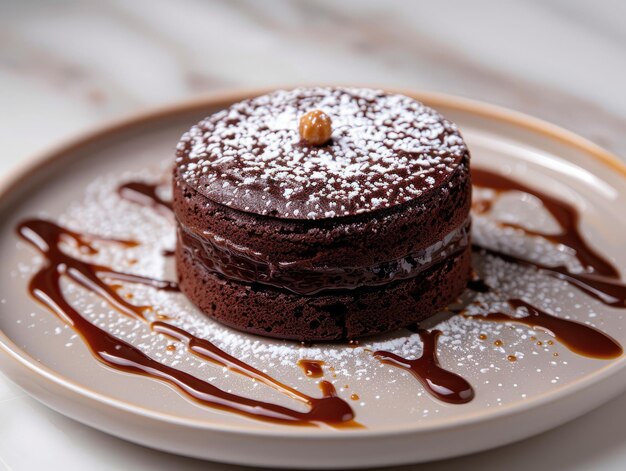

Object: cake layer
[172,153,471,282]
[177,242,472,341]
[176,216,470,295]
[175,87,468,219]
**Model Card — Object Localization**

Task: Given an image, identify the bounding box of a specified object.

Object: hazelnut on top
[299,109,332,146]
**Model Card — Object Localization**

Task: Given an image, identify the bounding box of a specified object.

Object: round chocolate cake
[173,87,471,341]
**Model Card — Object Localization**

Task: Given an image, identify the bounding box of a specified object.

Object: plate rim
[1,86,626,438]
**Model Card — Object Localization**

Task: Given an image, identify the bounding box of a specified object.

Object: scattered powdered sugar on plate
[14,165,624,418]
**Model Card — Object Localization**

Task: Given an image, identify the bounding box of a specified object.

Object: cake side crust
[176,242,472,341]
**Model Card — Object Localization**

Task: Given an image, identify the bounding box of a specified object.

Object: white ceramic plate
[1,89,626,469]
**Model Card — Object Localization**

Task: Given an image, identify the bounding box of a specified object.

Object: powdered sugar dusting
[176,87,467,219]
[11,166,624,426]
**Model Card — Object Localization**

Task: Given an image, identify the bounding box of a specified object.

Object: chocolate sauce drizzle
[468,298,622,359]
[15,168,626,423]
[467,275,491,293]
[473,168,621,279]
[374,169,624,403]
[374,329,475,404]
[17,218,356,427]
[473,245,626,308]
[471,168,626,307]
[178,218,470,295]
[297,359,326,378]
[18,219,177,323]
[118,182,177,258]
[118,181,173,218]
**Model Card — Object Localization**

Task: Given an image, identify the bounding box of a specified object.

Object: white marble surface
[1,1,626,469]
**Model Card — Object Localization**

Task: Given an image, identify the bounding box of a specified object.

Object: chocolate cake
[173,87,471,341]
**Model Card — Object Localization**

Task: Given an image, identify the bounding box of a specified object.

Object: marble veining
[1,0,626,172]
[1,1,626,469]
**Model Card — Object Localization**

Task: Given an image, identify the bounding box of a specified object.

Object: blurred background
[2,1,626,470]
[2,0,626,174]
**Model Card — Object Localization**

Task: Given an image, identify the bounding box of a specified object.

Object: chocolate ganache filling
[177,217,470,295]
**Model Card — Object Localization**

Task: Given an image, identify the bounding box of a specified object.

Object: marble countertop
[1,1,626,469]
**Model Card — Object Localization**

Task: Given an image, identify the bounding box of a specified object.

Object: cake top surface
[176,87,468,219]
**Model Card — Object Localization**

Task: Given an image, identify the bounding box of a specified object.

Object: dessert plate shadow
[1,89,626,469]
